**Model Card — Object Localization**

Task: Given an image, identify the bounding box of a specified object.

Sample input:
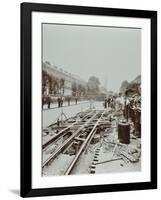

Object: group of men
[125,95,141,137]
[57,96,64,108]
[104,94,141,138]
[104,95,124,110]
[44,95,78,109]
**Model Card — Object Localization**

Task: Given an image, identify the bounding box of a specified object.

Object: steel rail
[42,111,99,167]
[83,111,106,154]
[64,110,105,175]
[42,110,94,150]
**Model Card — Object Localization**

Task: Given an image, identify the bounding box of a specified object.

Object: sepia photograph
[20,3,157,197]
[42,23,141,176]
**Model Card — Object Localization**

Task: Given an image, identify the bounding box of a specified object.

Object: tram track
[42,110,95,151]
[42,110,100,167]
[64,110,106,175]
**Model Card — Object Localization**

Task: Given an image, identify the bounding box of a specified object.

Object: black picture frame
[21,2,157,197]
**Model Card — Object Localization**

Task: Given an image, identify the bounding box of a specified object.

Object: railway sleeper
[91,165,96,169]
[90,169,96,174]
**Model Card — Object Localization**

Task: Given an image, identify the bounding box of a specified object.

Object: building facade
[42,62,86,97]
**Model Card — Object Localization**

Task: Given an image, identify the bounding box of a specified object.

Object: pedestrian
[57,97,61,108]
[107,97,111,108]
[42,95,45,109]
[57,117,60,127]
[124,97,130,121]
[104,98,107,108]
[75,97,78,104]
[111,97,114,109]
[47,95,51,109]
[67,96,70,106]
[115,96,121,111]
[60,97,63,107]
[135,108,141,138]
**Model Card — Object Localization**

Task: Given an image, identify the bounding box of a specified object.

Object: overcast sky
[43,24,141,92]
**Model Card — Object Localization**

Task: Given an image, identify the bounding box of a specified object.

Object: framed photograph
[21,2,157,197]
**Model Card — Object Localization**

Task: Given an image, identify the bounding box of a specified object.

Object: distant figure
[116,95,124,111]
[47,96,51,109]
[90,99,94,109]
[57,117,60,128]
[110,98,114,108]
[60,97,64,107]
[57,97,61,108]
[107,97,111,108]
[75,97,78,105]
[111,97,115,109]
[42,96,45,108]
[124,97,130,121]
[67,96,70,106]
[104,98,107,108]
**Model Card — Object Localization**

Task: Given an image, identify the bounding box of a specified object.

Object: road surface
[43,101,104,128]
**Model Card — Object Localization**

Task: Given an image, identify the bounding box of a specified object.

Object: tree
[119,80,129,94]
[87,76,100,95]
[72,82,77,96]
[42,70,53,95]
[50,76,59,95]
[78,84,86,96]
[59,78,65,95]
